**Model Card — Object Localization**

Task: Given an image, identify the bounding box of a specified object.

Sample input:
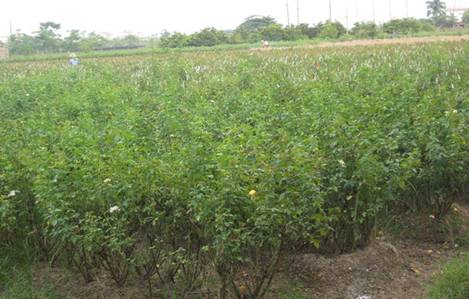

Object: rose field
[0,42,468,298]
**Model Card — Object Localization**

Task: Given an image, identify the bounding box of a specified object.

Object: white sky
[0,0,468,38]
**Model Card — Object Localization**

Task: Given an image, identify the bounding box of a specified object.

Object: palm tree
[426,0,447,19]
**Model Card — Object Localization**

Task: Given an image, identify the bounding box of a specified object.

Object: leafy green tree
[237,15,277,32]
[383,18,427,34]
[319,21,347,39]
[36,22,62,52]
[260,24,285,41]
[426,0,447,20]
[283,24,309,41]
[434,14,457,28]
[351,22,378,39]
[78,32,108,51]
[234,16,279,43]
[186,28,228,47]
[7,33,37,55]
[296,23,323,39]
[64,30,82,52]
[159,31,188,48]
[230,27,251,44]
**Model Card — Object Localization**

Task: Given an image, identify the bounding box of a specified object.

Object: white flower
[104,178,112,183]
[109,206,120,213]
[7,190,19,197]
[338,160,346,167]
[429,214,436,219]
[452,109,458,114]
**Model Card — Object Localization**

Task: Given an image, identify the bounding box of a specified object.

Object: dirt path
[284,239,460,299]
[280,202,469,299]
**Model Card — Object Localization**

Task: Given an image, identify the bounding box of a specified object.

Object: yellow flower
[248,190,257,197]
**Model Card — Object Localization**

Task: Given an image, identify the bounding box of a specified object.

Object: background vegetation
[3,0,467,55]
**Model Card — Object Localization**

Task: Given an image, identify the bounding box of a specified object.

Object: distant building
[0,47,9,60]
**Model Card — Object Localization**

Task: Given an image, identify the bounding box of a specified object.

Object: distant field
[3,28,469,63]
[0,41,468,298]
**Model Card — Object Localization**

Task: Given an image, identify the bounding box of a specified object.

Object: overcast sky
[0,0,468,38]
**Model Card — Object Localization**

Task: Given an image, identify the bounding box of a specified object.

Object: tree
[295,23,323,39]
[462,10,469,26]
[36,22,62,52]
[237,16,277,32]
[434,14,457,28]
[186,28,228,47]
[260,24,285,41]
[319,21,347,39]
[426,0,447,19]
[7,33,37,55]
[351,22,378,39]
[233,16,279,43]
[64,30,83,52]
[159,31,188,48]
[383,18,417,34]
[78,32,108,51]
[283,24,309,41]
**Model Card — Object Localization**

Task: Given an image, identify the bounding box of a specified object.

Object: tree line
[4,0,469,55]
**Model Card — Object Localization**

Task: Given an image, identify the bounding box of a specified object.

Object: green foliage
[260,24,285,41]
[426,0,447,19]
[383,18,435,35]
[351,22,378,39]
[282,25,309,41]
[0,245,58,298]
[319,21,347,39]
[7,33,39,55]
[427,254,469,299]
[237,15,278,33]
[233,15,279,43]
[7,23,146,55]
[434,14,458,28]
[160,28,228,48]
[187,28,228,47]
[1,42,468,296]
[36,22,62,53]
[159,31,188,48]
[297,23,323,39]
